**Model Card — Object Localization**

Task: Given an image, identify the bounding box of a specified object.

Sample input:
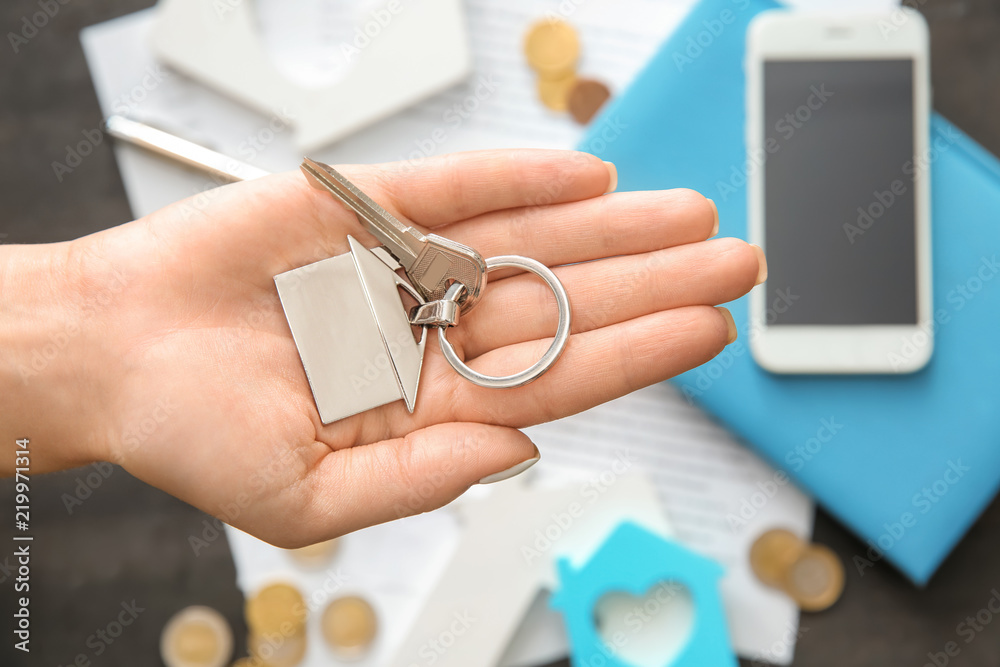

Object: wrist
[0,241,112,474]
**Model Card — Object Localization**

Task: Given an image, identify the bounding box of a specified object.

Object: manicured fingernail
[603,161,618,194]
[478,445,540,484]
[750,244,767,285]
[716,306,737,344]
[707,199,719,236]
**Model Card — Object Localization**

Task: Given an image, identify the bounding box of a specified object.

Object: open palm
[69,150,762,547]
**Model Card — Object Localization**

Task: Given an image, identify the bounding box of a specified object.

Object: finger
[441,188,718,268]
[289,423,539,542]
[442,306,736,427]
[373,150,615,226]
[455,238,762,358]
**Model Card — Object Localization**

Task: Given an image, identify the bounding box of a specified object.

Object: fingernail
[716,306,737,344]
[707,199,719,236]
[603,161,618,194]
[478,445,541,484]
[750,244,767,285]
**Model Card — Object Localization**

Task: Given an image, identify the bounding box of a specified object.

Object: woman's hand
[1,149,764,547]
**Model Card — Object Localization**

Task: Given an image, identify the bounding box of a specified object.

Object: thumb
[309,423,540,538]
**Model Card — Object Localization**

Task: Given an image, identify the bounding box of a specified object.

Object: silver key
[301,158,487,312]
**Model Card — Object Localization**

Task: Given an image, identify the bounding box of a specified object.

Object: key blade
[301,158,425,268]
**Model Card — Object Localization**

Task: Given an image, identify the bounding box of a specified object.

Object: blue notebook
[580,0,1000,584]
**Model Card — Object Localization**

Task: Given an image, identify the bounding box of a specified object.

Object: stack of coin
[750,528,845,612]
[524,19,612,124]
[161,606,234,667]
[244,582,308,667]
[321,595,379,660]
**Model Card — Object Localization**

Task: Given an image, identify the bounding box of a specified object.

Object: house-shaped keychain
[275,236,426,424]
[551,522,737,667]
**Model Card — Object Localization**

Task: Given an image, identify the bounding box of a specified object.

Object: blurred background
[2,0,1000,666]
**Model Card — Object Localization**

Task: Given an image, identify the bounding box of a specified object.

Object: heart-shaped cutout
[593,581,695,666]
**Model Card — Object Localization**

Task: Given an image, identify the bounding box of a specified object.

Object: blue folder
[579,0,1000,584]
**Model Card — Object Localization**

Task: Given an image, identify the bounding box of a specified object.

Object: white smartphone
[746,9,933,374]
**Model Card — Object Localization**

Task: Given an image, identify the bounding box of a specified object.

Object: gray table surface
[2,1,999,665]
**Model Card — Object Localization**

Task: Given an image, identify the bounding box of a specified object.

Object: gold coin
[524,19,580,77]
[749,528,806,588]
[537,72,578,112]
[245,583,306,637]
[176,623,219,663]
[248,631,308,667]
[783,544,845,612]
[161,606,234,667]
[286,539,339,569]
[322,596,378,658]
[567,78,611,124]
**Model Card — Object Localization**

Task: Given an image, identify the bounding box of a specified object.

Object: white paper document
[82,0,815,664]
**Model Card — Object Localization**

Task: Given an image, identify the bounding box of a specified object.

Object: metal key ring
[438,255,571,389]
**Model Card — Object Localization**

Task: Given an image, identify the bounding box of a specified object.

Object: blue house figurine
[550,522,737,667]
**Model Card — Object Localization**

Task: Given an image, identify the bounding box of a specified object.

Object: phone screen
[763,59,917,325]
